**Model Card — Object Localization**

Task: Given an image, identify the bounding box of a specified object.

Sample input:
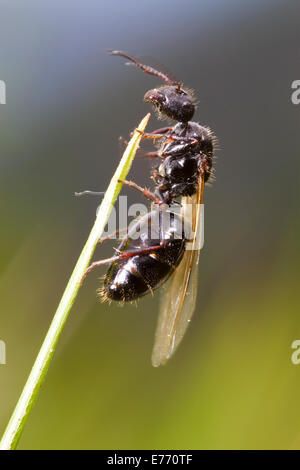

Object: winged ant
[83,51,216,365]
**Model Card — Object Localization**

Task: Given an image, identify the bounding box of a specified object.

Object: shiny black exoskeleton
[92,51,215,302]
[143,85,214,204]
[110,51,214,206]
[144,85,195,122]
[153,122,213,203]
[102,209,186,302]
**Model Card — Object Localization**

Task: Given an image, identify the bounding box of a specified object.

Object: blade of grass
[0,113,151,450]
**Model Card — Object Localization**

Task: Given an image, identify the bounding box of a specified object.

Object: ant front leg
[132,127,172,139]
[118,135,129,152]
[136,128,173,144]
[139,131,171,143]
[148,127,173,135]
[138,129,199,149]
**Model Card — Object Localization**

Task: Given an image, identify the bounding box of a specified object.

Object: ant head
[144,85,195,122]
[109,50,195,123]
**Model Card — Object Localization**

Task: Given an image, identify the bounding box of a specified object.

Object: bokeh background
[0,0,299,450]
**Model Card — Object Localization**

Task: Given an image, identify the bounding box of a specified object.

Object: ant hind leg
[97,227,129,246]
[82,241,167,282]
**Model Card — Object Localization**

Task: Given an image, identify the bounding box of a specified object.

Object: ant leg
[138,131,171,142]
[137,130,198,148]
[82,256,120,281]
[149,127,172,135]
[118,135,129,152]
[145,150,170,159]
[97,227,129,246]
[120,135,141,156]
[167,134,199,146]
[151,169,161,186]
[152,168,159,178]
[131,127,172,138]
[116,240,167,260]
[82,241,167,281]
[145,151,162,159]
[118,179,161,204]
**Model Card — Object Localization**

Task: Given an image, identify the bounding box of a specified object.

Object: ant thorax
[153,122,214,203]
[162,122,213,158]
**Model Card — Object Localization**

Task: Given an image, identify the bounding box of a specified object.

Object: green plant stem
[0,113,150,450]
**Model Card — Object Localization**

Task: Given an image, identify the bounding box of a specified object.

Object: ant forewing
[152,175,204,366]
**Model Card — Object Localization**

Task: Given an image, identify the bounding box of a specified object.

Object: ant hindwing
[84,51,216,365]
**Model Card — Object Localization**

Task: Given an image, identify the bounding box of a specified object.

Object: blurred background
[0,0,299,450]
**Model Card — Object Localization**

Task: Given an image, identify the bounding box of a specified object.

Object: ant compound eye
[183,102,191,109]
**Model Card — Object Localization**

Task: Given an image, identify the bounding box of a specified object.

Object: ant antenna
[75,190,105,197]
[109,50,181,87]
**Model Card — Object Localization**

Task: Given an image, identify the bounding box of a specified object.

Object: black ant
[83,51,216,365]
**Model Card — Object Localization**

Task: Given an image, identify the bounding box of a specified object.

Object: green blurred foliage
[0,0,300,449]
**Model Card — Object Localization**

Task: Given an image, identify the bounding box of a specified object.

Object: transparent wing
[151,178,204,367]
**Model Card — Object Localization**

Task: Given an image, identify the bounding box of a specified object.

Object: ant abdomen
[102,210,186,302]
